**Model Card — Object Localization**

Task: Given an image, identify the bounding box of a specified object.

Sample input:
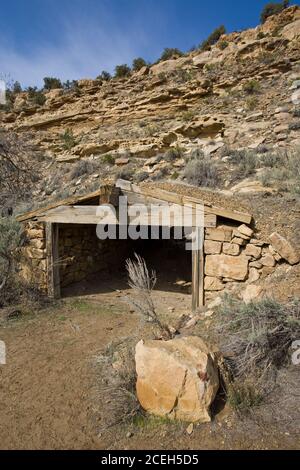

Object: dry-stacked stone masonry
[203,221,299,303]
[18,183,300,305]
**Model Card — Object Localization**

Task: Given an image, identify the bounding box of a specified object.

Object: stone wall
[58,224,131,288]
[19,217,298,303]
[203,222,284,303]
[19,221,48,291]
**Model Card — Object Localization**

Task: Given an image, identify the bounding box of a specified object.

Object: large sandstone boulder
[269,233,300,265]
[135,336,219,423]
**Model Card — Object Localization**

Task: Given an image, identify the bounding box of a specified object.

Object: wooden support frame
[46,222,61,299]
[192,227,205,311]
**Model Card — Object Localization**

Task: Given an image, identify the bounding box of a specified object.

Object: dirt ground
[0,279,299,450]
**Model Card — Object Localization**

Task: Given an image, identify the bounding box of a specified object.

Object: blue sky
[0,0,299,87]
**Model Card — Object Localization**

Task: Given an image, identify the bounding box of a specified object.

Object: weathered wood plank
[16,185,112,222]
[46,223,60,299]
[38,205,216,227]
[192,227,204,311]
[183,196,252,225]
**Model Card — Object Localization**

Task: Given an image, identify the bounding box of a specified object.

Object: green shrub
[228,148,257,177]
[132,57,147,71]
[60,128,76,150]
[12,81,22,94]
[226,379,264,414]
[184,151,219,187]
[114,64,131,79]
[43,77,63,90]
[0,217,22,302]
[243,79,260,94]
[97,71,112,81]
[164,146,183,162]
[200,25,226,51]
[257,31,266,40]
[102,154,115,165]
[259,148,300,193]
[159,48,183,61]
[293,109,300,118]
[182,109,197,122]
[260,1,289,24]
[171,171,179,180]
[289,122,300,131]
[246,96,259,110]
[218,40,229,50]
[68,160,98,180]
[27,87,46,106]
[63,80,79,91]
[216,296,300,414]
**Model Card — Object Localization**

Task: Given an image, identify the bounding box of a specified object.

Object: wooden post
[46,222,61,299]
[192,227,204,311]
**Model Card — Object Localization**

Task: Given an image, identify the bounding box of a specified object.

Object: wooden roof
[17,180,252,225]
[16,185,111,222]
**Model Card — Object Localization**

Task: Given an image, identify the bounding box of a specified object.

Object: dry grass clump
[94,336,142,431]
[184,150,220,188]
[215,296,300,414]
[126,254,173,340]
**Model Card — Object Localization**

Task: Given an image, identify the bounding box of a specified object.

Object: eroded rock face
[269,232,300,265]
[135,336,219,423]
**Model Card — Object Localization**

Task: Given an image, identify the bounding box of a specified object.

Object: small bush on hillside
[97,71,112,81]
[257,31,267,40]
[63,80,79,92]
[117,164,135,181]
[27,87,46,106]
[182,109,197,122]
[289,122,300,131]
[95,336,142,431]
[164,146,183,162]
[218,40,229,50]
[260,1,289,24]
[135,171,148,183]
[12,81,22,94]
[228,148,257,177]
[0,218,40,309]
[68,160,98,180]
[0,217,21,295]
[215,296,300,414]
[60,128,76,150]
[159,48,183,61]
[243,80,260,94]
[293,109,300,118]
[132,57,147,71]
[43,77,63,90]
[217,297,300,377]
[114,64,131,79]
[200,25,226,51]
[102,153,115,165]
[184,151,219,188]
[259,148,300,193]
[174,68,196,83]
[246,96,259,110]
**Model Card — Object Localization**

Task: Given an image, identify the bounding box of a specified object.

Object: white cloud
[0,13,146,87]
